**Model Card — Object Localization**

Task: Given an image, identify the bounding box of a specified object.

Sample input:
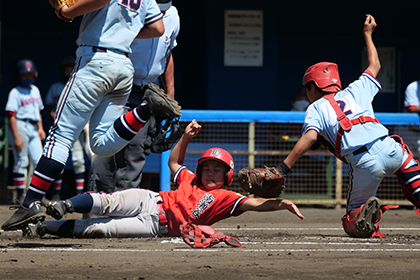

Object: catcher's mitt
[143,83,182,118]
[48,0,78,22]
[238,166,286,198]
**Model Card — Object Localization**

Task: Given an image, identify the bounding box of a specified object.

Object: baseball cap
[156,0,172,11]
[61,55,75,67]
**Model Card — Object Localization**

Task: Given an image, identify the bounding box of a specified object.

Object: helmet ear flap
[195,164,203,186]
[226,169,234,186]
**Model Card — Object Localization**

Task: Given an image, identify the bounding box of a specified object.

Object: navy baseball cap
[156,0,172,11]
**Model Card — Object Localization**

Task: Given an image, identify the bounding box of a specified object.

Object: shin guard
[391,135,420,217]
[342,198,398,238]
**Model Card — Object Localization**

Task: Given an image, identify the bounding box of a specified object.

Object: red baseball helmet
[196,148,234,186]
[303,62,341,93]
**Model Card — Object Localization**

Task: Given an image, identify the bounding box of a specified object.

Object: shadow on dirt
[6,243,88,248]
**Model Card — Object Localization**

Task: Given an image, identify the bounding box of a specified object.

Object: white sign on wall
[224,10,263,67]
[361,47,396,93]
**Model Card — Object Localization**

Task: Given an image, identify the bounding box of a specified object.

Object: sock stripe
[34,170,56,183]
[124,111,145,131]
[31,173,54,192]
[122,116,139,135]
[132,109,147,124]
[28,186,47,195]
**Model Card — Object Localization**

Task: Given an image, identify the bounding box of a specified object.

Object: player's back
[305,73,388,155]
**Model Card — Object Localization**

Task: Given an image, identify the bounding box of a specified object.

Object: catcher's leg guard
[342,197,399,238]
[342,197,382,238]
[391,135,420,217]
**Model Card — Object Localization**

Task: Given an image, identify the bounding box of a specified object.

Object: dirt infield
[0,205,419,280]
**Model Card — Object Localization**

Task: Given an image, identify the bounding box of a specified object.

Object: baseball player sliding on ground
[23,120,304,247]
[253,14,420,238]
[2,0,182,231]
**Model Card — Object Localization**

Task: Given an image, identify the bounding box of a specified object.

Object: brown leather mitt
[238,166,286,198]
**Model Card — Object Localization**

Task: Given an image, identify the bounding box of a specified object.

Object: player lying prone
[24,120,304,248]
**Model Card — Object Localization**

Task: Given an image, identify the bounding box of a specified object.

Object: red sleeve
[6,111,16,117]
[364,69,374,77]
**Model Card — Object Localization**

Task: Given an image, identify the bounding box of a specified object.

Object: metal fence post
[248,121,255,168]
[160,150,171,192]
[335,158,343,209]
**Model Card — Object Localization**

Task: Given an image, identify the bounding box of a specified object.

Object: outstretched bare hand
[281,199,305,220]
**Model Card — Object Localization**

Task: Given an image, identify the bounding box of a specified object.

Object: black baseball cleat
[22,221,47,238]
[354,197,381,238]
[2,201,46,231]
[45,200,75,220]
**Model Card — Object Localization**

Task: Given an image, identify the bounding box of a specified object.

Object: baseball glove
[48,0,78,22]
[143,83,182,118]
[238,166,286,198]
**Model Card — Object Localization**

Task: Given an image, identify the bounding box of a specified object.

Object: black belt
[92,46,107,53]
[92,46,128,57]
[353,136,387,156]
[17,118,38,125]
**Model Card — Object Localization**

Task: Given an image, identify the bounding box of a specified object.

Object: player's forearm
[161,54,175,99]
[168,134,190,170]
[407,106,420,114]
[136,20,165,39]
[61,0,110,19]
[240,198,284,212]
[8,116,20,139]
[283,130,318,168]
[364,34,380,77]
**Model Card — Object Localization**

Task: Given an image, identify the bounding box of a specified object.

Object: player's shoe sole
[1,201,46,231]
[354,197,381,238]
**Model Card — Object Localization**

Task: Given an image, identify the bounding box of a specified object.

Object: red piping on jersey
[323,93,380,159]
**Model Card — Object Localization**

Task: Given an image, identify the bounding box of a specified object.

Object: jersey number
[337,100,352,116]
[120,0,141,11]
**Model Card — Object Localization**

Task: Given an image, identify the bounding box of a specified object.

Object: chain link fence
[177,110,420,209]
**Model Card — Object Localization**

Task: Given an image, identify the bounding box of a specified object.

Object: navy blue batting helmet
[16,59,38,77]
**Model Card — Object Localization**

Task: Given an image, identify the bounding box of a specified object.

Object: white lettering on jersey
[319,95,363,126]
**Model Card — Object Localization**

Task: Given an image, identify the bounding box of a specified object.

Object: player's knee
[90,145,116,157]
[83,226,107,238]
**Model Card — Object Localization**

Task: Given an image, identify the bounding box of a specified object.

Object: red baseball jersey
[159,166,250,236]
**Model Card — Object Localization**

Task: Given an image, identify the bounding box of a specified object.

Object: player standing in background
[1,0,183,231]
[404,72,420,113]
[87,0,180,193]
[5,59,46,203]
[45,56,87,199]
[23,120,304,239]
[261,14,420,238]
[402,71,420,153]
